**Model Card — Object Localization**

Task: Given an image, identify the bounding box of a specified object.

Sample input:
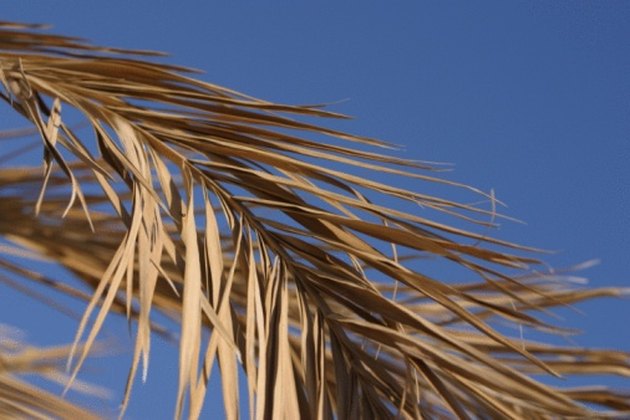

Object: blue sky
[2,2,629,418]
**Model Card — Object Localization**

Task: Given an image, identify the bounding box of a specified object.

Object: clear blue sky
[2,2,629,418]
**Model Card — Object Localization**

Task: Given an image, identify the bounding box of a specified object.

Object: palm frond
[0,22,628,418]
[0,325,106,419]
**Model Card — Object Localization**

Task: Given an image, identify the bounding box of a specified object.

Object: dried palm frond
[0,325,106,419]
[0,22,628,419]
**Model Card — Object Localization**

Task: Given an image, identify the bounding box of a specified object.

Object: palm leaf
[0,325,106,419]
[0,22,628,418]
